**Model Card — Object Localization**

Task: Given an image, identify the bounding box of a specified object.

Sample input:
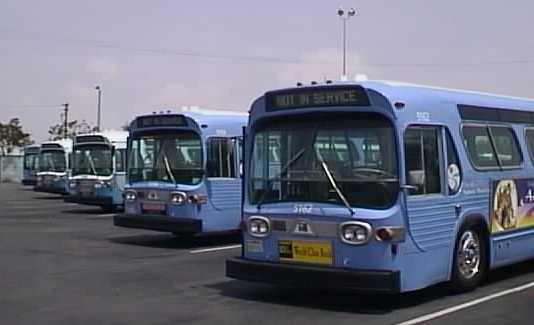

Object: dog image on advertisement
[494,181,518,230]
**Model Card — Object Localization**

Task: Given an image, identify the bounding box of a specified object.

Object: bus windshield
[39,150,66,172]
[24,153,39,171]
[128,132,203,185]
[72,145,113,176]
[250,114,399,209]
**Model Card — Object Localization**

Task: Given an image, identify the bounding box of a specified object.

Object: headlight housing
[124,190,137,201]
[339,221,372,245]
[69,181,77,189]
[248,216,270,237]
[170,191,187,205]
[94,181,111,189]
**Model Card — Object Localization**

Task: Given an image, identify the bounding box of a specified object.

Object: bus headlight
[340,221,372,245]
[94,181,111,189]
[124,190,137,201]
[170,192,187,205]
[248,216,270,237]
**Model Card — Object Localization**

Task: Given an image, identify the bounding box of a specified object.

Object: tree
[0,118,32,155]
[47,112,96,140]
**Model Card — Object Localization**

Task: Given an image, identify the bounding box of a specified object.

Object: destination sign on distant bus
[265,86,370,111]
[136,115,187,128]
[76,135,107,144]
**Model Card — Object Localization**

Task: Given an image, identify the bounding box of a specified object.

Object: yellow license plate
[278,240,333,265]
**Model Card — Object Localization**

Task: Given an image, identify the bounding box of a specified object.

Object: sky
[2,0,534,142]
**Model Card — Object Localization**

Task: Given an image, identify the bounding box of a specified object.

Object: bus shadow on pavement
[209,258,534,314]
[61,208,109,215]
[208,280,450,314]
[108,233,241,250]
[34,195,65,200]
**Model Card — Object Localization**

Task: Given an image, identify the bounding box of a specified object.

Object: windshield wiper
[314,148,354,216]
[163,153,176,183]
[86,153,98,175]
[256,147,307,210]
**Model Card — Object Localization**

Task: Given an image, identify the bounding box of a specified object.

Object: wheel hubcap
[457,230,481,279]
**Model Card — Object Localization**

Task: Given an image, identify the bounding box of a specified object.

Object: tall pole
[337,7,357,79]
[342,18,347,76]
[95,86,102,131]
[63,103,69,139]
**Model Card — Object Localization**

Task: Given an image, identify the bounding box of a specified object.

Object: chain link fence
[0,155,23,183]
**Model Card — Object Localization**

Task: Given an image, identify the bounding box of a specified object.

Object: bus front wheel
[450,224,488,292]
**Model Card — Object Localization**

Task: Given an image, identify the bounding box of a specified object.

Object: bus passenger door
[205,137,242,230]
[404,126,460,280]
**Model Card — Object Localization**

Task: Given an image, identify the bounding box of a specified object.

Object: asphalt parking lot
[1,183,533,325]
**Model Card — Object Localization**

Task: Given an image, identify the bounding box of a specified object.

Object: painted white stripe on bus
[190,245,242,254]
[395,281,534,325]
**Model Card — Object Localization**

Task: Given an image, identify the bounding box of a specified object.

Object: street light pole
[95,86,102,131]
[337,7,357,78]
[63,103,69,139]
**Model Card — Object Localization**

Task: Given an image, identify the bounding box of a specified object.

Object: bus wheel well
[458,216,490,269]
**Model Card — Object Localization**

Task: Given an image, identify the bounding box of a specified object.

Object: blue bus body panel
[239,81,534,292]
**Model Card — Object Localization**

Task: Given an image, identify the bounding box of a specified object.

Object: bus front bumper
[64,194,113,206]
[113,214,202,234]
[34,186,67,195]
[226,258,401,294]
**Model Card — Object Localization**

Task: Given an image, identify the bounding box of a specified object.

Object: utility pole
[337,7,357,78]
[95,86,102,131]
[63,103,69,139]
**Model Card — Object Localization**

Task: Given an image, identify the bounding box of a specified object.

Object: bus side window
[234,137,243,177]
[405,127,441,195]
[462,126,499,169]
[207,137,236,178]
[115,149,126,172]
[489,126,522,167]
[525,128,534,164]
[445,128,462,195]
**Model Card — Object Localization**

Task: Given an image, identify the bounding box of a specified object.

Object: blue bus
[65,131,128,211]
[35,139,73,194]
[22,145,40,186]
[114,111,247,235]
[227,80,534,293]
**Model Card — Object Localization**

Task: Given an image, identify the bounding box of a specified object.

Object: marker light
[340,221,372,245]
[124,190,137,201]
[376,227,406,243]
[170,191,187,205]
[248,216,270,238]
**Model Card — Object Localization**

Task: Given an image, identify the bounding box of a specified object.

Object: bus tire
[450,223,488,292]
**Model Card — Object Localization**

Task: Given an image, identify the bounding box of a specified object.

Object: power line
[3,104,64,109]
[3,30,534,68]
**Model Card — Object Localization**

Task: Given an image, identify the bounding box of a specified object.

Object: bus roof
[40,138,73,151]
[74,130,128,145]
[359,80,534,112]
[130,111,248,137]
[252,80,534,122]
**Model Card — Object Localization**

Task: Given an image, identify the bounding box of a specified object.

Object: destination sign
[76,135,107,144]
[136,115,187,128]
[266,86,370,111]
